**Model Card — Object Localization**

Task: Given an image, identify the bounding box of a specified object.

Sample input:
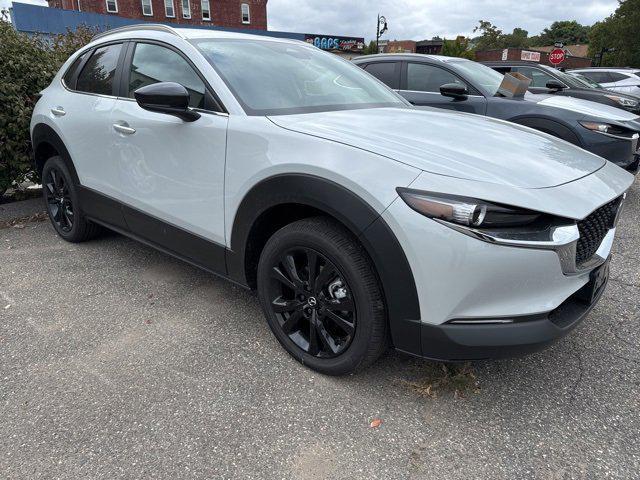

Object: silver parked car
[569,68,640,97]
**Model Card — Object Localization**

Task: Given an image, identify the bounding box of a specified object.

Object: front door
[109,41,228,271]
[398,62,487,114]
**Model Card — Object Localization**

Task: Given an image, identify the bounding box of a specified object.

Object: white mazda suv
[30,25,635,375]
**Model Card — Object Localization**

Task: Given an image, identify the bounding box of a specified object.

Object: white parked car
[569,68,640,97]
[31,25,635,375]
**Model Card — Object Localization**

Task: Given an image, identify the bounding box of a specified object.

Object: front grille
[575,197,621,265]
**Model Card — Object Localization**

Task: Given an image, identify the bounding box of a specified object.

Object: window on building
[141,0,153,16]
[76,43,122,96]
[181,0,191,18]
[406,63,466,92]
[241,3,250,24]
[164,0,174,17]
[363,62,400,90]
[201,0,210,20]
[105,0,117,13]
[128,43,206,109]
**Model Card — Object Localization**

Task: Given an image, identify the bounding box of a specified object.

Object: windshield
[447,60,505,96]
[191,39,407,115]
[569,73,603,89]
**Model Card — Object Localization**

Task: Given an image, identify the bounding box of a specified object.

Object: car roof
[482,61,554,68]
[568,67,640,73]
[91,23,305,45]
[353,53,468,64]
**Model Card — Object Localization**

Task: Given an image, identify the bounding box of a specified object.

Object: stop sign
[549,48,566,65]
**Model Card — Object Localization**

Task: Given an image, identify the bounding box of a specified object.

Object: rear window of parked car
[76,43,123,96]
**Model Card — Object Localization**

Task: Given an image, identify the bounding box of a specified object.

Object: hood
[268,107,606,189]
[527,94,640,122]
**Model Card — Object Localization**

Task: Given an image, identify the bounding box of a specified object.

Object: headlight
[604,94,639,108]
[396,189,542,228]
[579,121,637,137]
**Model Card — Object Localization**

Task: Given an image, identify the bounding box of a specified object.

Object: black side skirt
[78,186,231,282]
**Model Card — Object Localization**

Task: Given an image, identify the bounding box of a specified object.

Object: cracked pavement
[0,178,638,479]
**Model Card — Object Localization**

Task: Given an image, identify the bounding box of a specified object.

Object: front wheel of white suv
[257,217,388,375]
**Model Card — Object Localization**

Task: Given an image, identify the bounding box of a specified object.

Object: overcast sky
[268,0,619,41]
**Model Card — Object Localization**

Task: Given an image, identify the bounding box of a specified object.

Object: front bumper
[585,130,639,173]
[417,274,607,360]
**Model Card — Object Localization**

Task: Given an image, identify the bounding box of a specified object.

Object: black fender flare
[227,174,422,355]
[507,116,582,147]
[31,123,79,183]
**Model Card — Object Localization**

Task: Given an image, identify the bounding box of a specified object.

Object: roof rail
[92,24,182,42]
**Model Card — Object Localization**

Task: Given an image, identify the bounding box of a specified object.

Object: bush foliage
[0,15,94,194]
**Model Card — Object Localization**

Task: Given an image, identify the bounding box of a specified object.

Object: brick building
[46,0,267,29]
[475,47,592,68]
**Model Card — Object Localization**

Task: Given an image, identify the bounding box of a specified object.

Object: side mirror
[134,82,201,122]
[440,83,469,99]
[546,80,566,91]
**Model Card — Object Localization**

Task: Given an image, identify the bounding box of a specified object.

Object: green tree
[588,0,640,67]
[441,37,475,60]
[533,20,590,46]
[0,16,94,194]
[502,27,529,48]
[362,40,377,55]
[472,20,503,50]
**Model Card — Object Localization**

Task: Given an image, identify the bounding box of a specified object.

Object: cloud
[267,0,619,41]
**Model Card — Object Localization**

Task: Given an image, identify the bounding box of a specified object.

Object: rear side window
[579,71,612,84]
[76,43,123,96]
[364,62,400,89]
[608,72,630,82]
[62,51,88,89]
[127,43,206,109]
[406,63,465,92]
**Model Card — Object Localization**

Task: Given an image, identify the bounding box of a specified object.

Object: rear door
[108,40,229,270]
[55,42,128,228]
[361,61,401,90]
[398,62,487,114]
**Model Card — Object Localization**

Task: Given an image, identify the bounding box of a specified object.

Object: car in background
[569,68,640,97]
[483,61,640,114]
[354,54,640,173]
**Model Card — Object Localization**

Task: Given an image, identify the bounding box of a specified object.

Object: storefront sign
[521,50,541,62]
[304,35,365,51]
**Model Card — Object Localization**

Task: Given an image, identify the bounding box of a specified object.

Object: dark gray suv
[354,54,640,173]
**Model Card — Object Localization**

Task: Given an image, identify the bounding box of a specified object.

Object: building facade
[46,0,267,29]
[475,48,592,68]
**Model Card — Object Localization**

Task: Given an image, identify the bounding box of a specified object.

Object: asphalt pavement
[1,180,638,479]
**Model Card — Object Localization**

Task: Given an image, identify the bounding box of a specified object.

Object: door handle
[113,123,136,135]
[50,107,66,116]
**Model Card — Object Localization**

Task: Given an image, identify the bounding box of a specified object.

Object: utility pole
[376,14,388,53]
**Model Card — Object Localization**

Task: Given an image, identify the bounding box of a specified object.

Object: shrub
[0,14,94,195]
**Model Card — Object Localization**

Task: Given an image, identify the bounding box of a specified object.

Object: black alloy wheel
[45,166,74,233]
[42,155,102,243]
[268,247,356,358]
[257,217,388,375]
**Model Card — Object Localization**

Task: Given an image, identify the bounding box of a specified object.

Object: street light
[376,14,388,53]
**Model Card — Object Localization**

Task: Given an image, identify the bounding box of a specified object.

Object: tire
[42,156,101,243]
[257,217,388,375]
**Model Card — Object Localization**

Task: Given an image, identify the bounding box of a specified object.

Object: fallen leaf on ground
[370,418,383,428]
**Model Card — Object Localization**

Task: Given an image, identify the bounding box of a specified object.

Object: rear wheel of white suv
[42,156,101,243]
[257,217,388,375]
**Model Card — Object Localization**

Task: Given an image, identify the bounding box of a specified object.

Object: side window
[76,43,122,96]
[363,62,399,89]
[406,63,465,92]
[513,66,555,88]
[581,71,611,83]
[492,66,512,74]
[62,51,88,89]
[608,72,630,82]
[128,43,207,109]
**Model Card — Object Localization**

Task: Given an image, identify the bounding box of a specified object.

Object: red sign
[549,48,566,65]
